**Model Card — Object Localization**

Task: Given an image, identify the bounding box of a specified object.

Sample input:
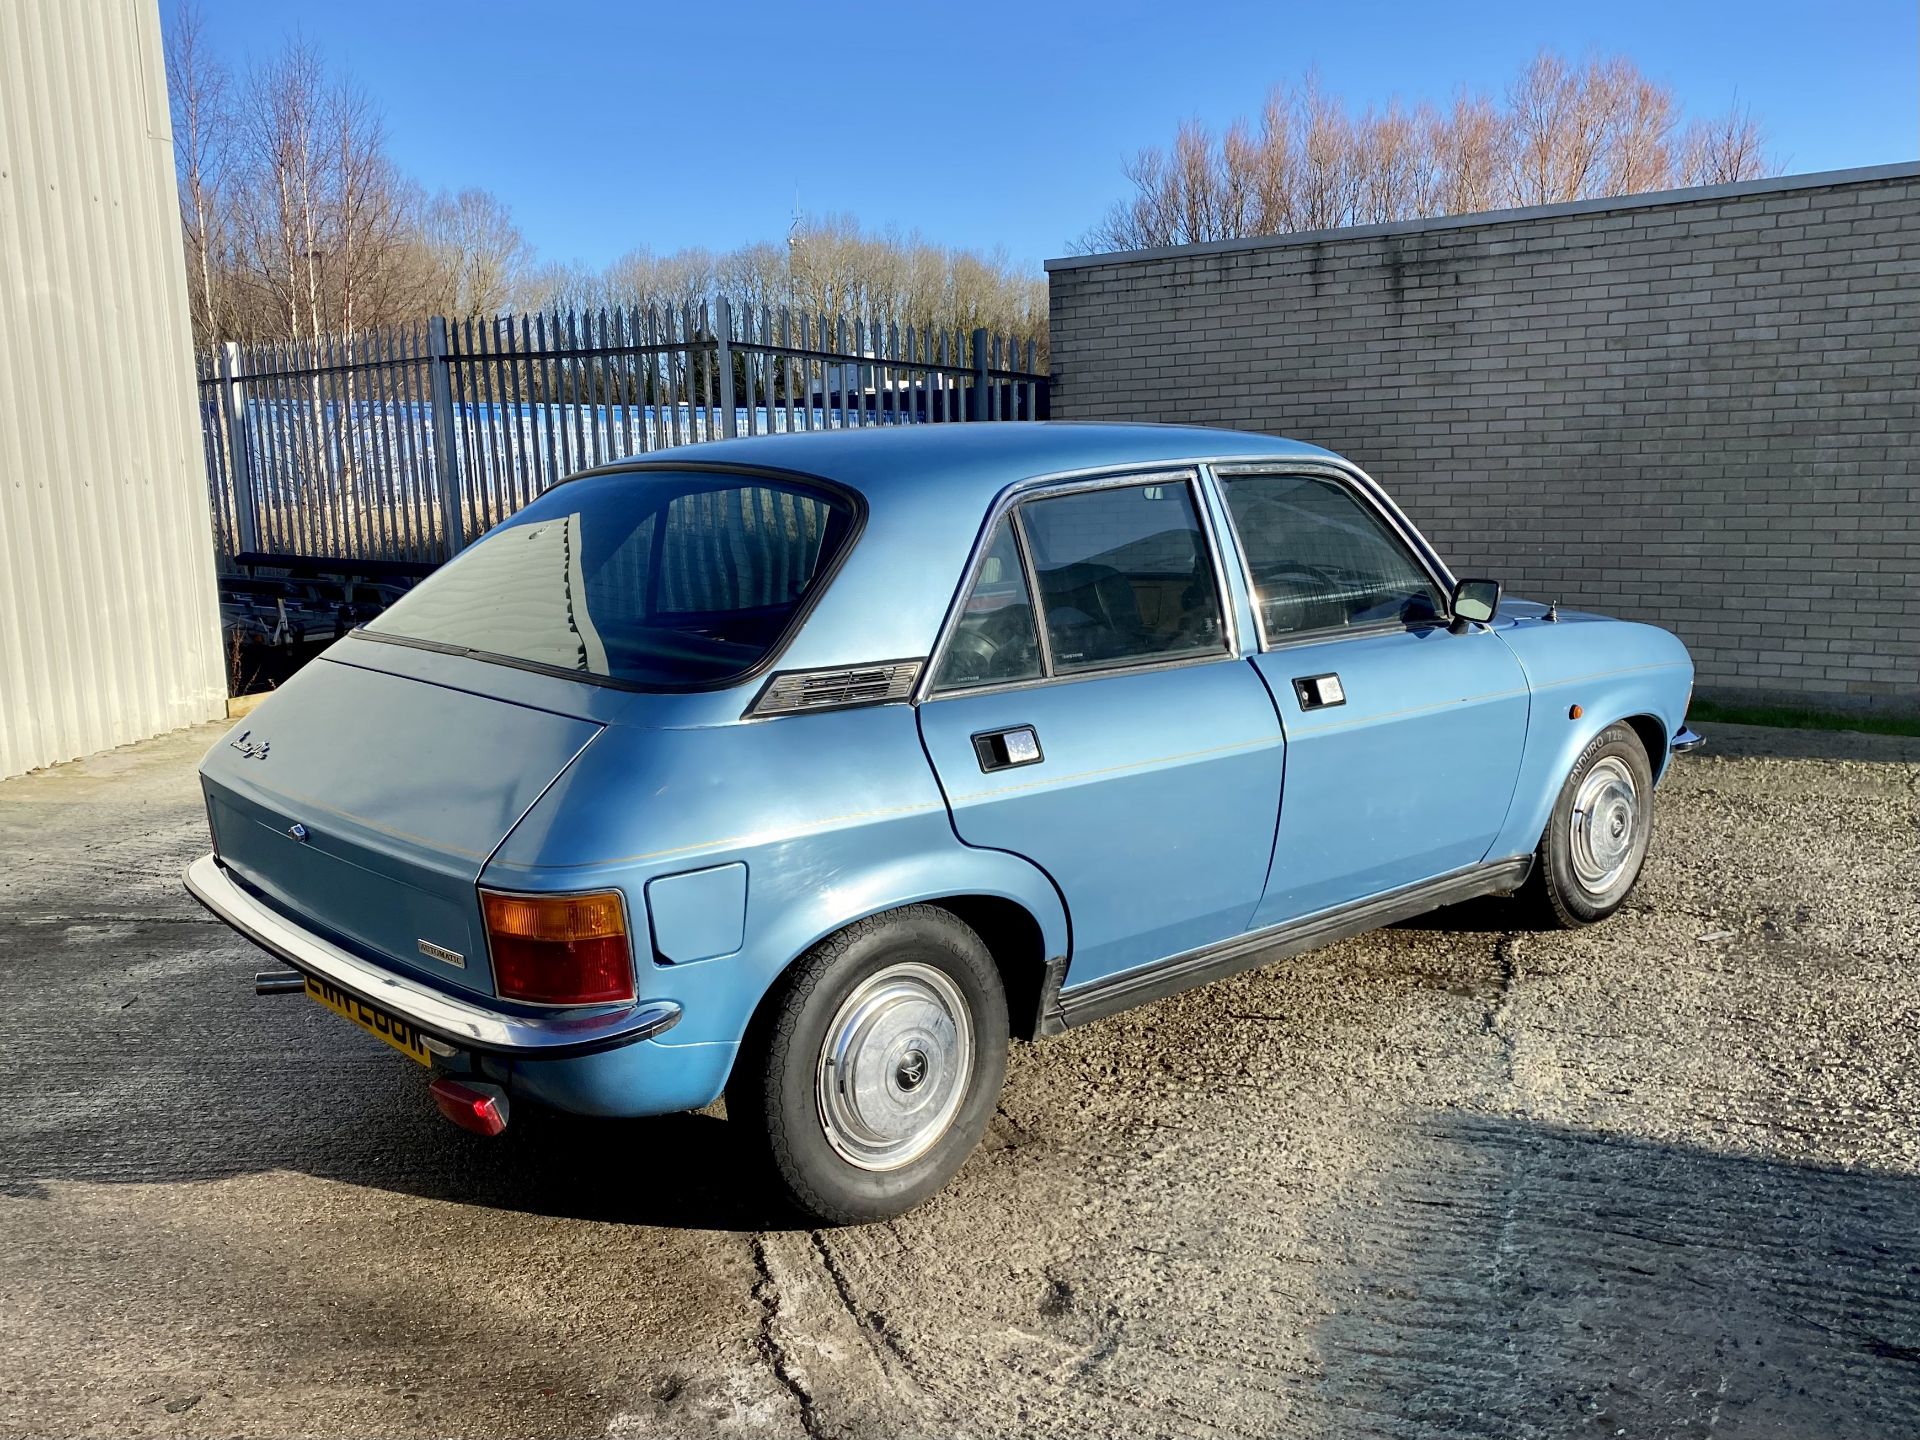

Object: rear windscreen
[361,470,857,688]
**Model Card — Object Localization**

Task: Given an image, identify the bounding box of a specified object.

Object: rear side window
[362,471,856,688]
[1220,471,1443,640]
[1018,480,1227,674]
[931,517,1043,691]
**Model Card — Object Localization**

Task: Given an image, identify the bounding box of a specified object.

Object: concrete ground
[2,719,1918,1439]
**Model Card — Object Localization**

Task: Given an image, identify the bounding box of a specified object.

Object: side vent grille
[748,660,923,718]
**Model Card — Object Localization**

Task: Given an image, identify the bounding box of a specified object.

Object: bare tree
[167,19,457,344]
[326,79,416,338]
[1600,61,1680,195]
[225,39,330,343]
[164,16,1046,354]
[1295,78,1364,230]
[420,188,533,317]
[1084,49,1778,254]
[1429,91,1508,216]
[165,2,232,344]
[1678,104,1772,186]
[1506,51,1616,205]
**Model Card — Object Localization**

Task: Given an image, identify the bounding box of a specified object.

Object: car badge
[418,938,466,968]
[229,730,271,760]
[287,823,309,843]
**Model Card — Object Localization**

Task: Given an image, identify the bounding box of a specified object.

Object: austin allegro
[188,423,1700,1222]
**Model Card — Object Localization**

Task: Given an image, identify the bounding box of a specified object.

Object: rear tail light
[480,888,634,1005]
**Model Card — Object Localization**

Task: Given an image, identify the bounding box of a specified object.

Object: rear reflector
[429,1077,509,1137]
[480,888,634,1005]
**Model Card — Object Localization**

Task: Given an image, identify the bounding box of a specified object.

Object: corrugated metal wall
[0,0,225,778]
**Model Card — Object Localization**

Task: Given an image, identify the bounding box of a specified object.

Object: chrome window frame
[1208,459,1459,654]
[918,465,1241,703]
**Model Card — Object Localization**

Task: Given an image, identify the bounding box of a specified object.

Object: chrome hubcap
[816,962,973,1172]
[1570,756,1639,893]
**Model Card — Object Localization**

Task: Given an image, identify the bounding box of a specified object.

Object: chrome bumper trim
[1671,726,1705,754]
[185,854,681,1058]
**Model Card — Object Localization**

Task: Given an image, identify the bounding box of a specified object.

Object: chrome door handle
[1292,673,1346,710]
[971,725,1043,773]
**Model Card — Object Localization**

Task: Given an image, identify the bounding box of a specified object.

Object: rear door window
[1016,479,1228,674]
[361,471,857,688]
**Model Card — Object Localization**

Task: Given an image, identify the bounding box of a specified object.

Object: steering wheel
[942,613,1037,683]
[941,628,1001,682]
[1256,564,1346,633]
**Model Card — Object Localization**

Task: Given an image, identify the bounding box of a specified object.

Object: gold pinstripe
[1286,660,1683,740]
[558,799,950,869]
[1288,687,1531,738]
[493,660,1685,872]
[949,733,1277,804]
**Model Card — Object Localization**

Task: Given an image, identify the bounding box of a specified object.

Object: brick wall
[1047,165,1920,714]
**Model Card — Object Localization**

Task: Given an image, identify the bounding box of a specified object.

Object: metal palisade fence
[196,297,1048,566]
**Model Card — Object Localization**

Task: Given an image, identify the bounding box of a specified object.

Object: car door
[1212,464,1531,929]
[916,471,1285,988]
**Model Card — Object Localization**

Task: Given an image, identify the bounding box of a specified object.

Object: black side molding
[1039,856,1535,1035]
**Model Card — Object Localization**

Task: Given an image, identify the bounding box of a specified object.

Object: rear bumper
[1671,725,1705,755]
[184,854,681,1059]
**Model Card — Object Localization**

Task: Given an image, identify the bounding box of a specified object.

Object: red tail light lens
[481,889,634,1005]
[429,1077,510,1137]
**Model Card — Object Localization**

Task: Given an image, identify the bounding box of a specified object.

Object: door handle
[971,725,1043,773]
[1292,673,1345,710]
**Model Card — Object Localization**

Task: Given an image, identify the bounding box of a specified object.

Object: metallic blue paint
[191,424,1696,1127]
[1247,624,1531,926]
[1484,605,1694,859]
[646,863,750,963]
[918,660,1285,987]
[476,703,1069,1109]
[476,1036,740,1118]
[200,657,601,997]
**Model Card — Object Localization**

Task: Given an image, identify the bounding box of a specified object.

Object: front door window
[1219,471,1444,641]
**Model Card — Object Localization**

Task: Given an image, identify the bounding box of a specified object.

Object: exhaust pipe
[255,970,306,995]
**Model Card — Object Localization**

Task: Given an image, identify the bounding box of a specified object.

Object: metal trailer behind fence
[196,298,1049,568]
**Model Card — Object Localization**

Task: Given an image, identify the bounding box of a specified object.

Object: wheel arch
[1487,617,1692,860]
[1501,705,1675,857]
[1622,711,1670,782]
[744,889,1062,1051]
[727,834,1070,1058]
[922,894,1059,1043]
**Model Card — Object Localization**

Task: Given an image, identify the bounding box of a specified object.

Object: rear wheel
[1526,721,1655,928]
[729,906,1008,1225]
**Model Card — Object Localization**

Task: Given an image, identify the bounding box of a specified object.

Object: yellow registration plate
[303,974,433,1066]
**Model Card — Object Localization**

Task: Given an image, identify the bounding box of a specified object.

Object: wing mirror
[1449,578,1502,633]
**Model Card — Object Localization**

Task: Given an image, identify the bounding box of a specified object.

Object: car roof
[577,423,1352,693]
[615,422,1341,511]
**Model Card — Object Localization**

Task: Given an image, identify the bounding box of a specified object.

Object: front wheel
[729,906,1009,1225]
[1526,721,1656,928]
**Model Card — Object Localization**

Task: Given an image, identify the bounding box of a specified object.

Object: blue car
[188,423,1700,1222]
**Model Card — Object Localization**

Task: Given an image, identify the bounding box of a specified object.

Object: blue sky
[174,0,1918,272]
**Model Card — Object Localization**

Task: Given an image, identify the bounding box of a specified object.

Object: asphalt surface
[3,718,1919,1439]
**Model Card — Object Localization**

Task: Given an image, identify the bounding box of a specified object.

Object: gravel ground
[2,719,1918,1439]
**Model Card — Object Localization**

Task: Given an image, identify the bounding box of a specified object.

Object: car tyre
[729,906,1009,1225]
[1527,721,1656,929]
